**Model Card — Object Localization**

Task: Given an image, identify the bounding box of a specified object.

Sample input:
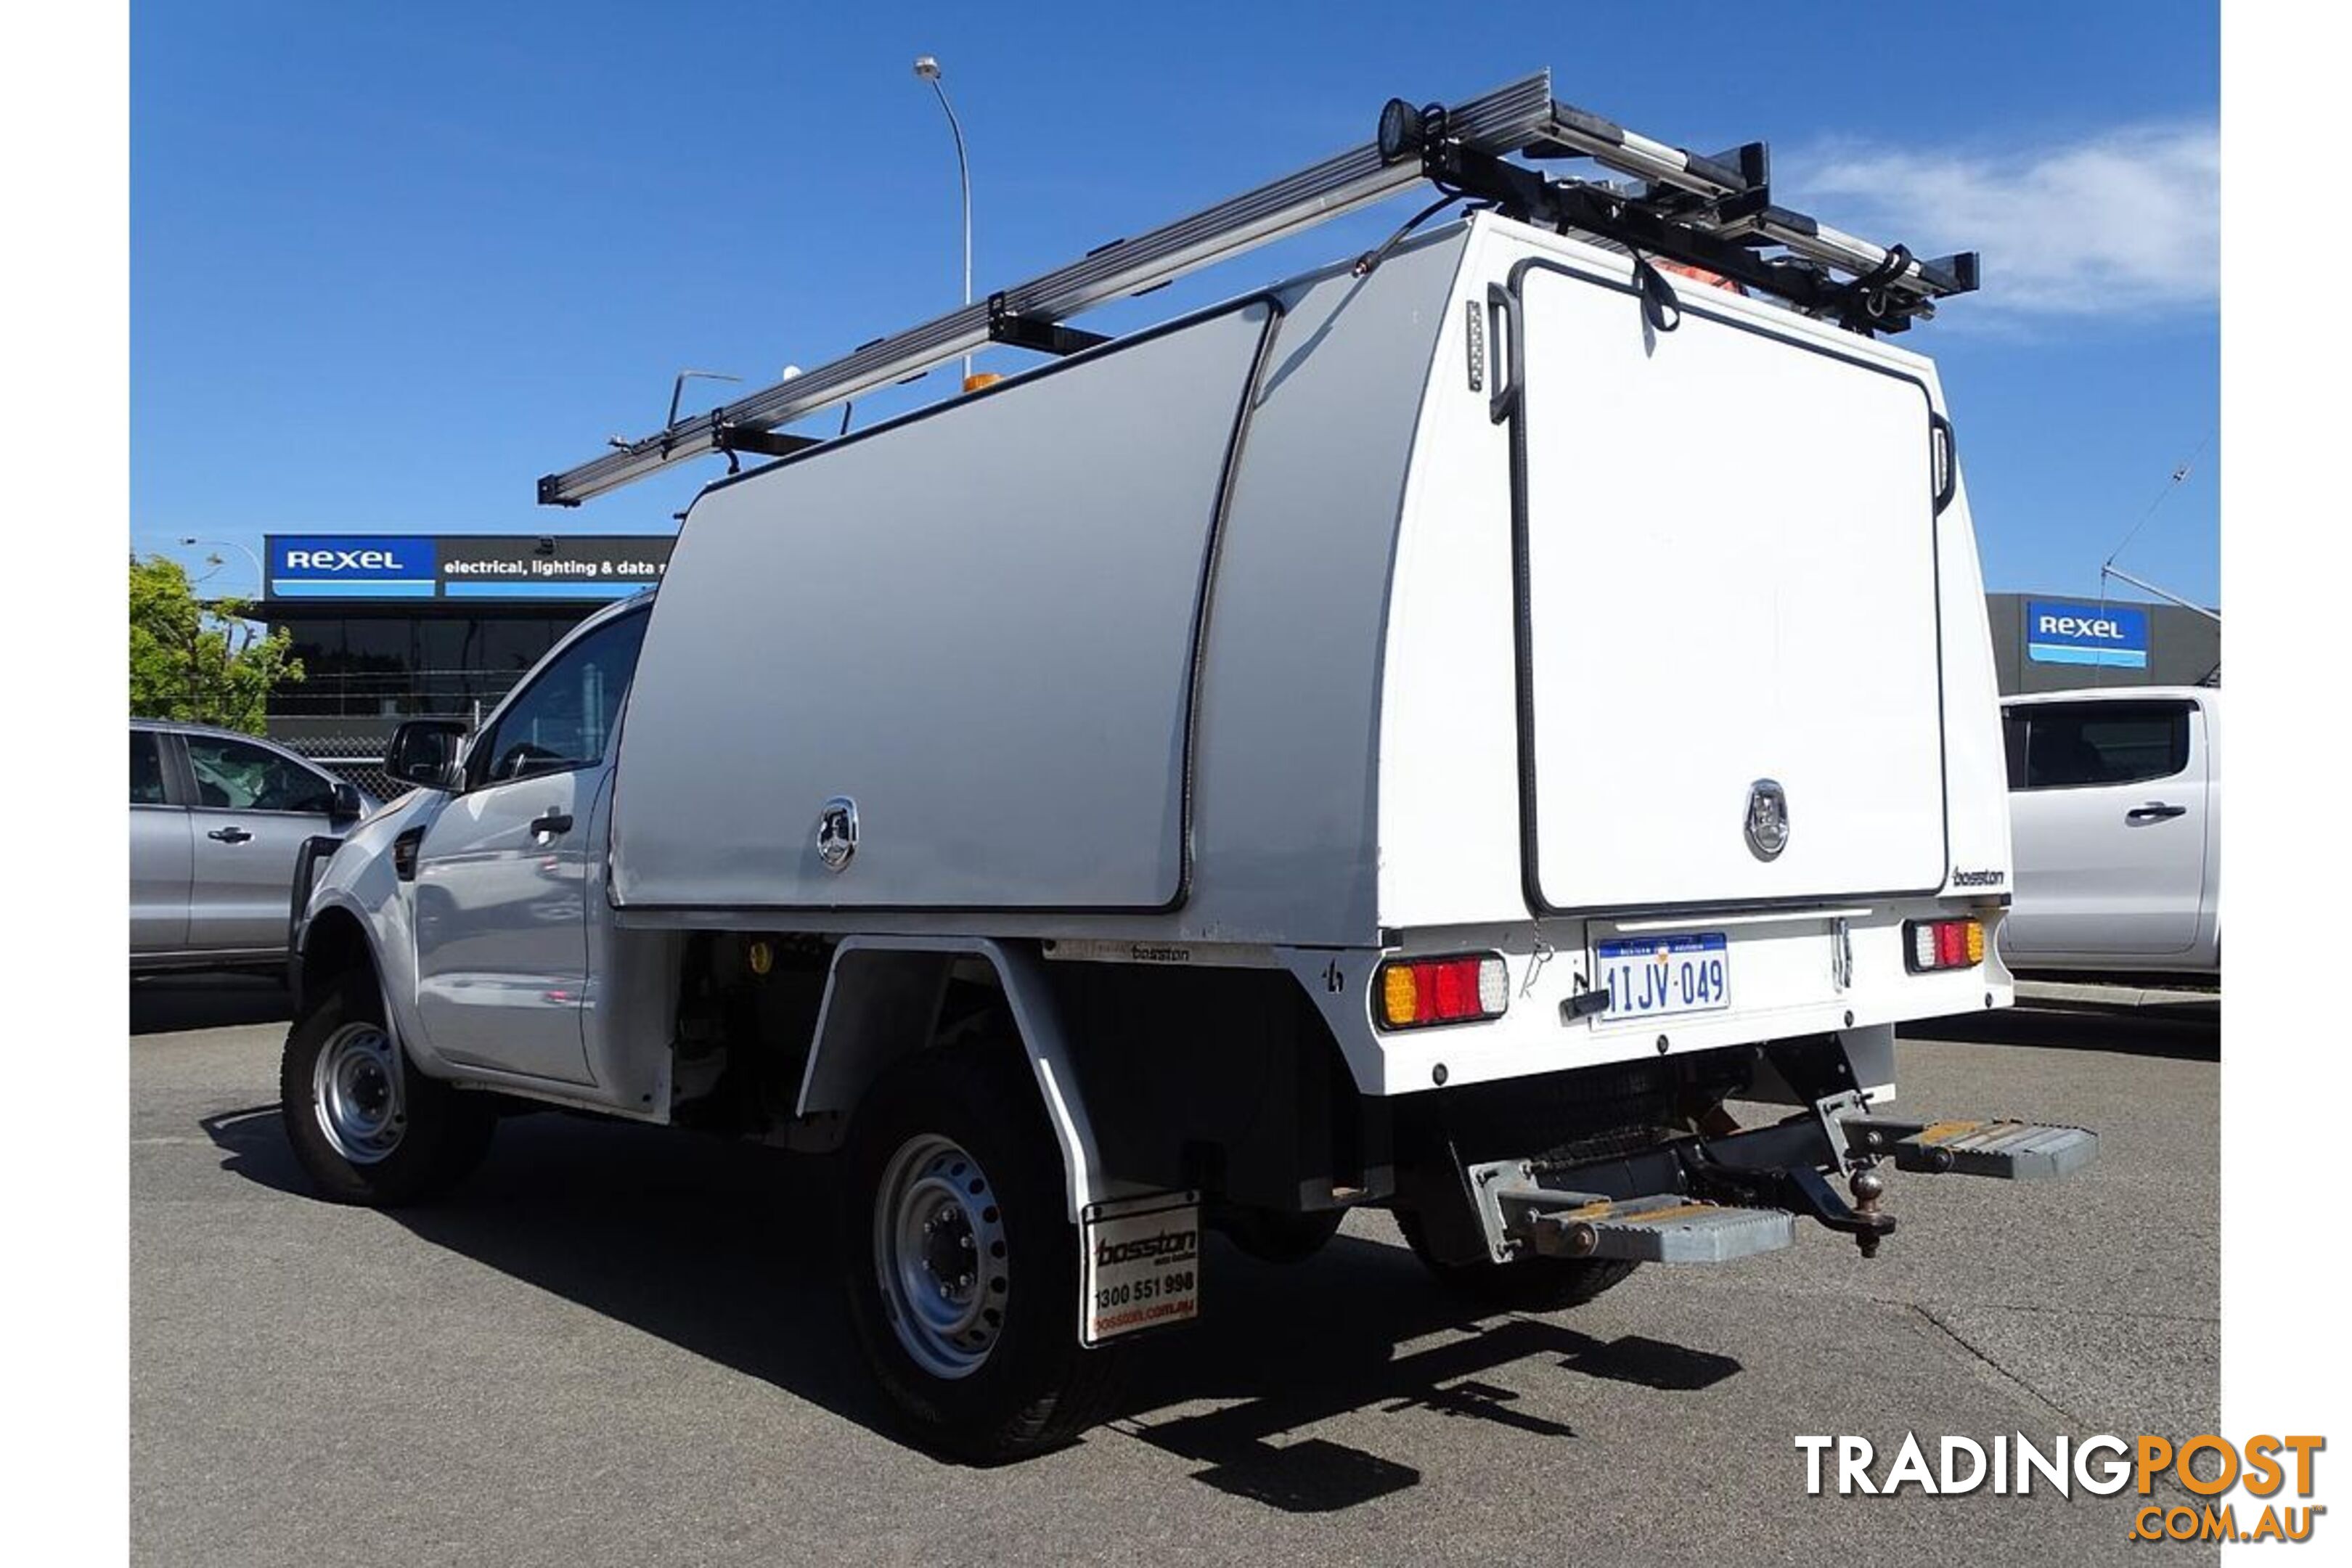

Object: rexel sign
[269,535,438,598]
[2025,600,2150,669]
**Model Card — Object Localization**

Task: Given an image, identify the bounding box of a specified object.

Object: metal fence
[266,667,516,721]
[271,735,404,801]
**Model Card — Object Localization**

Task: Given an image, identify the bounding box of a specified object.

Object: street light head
[912,54,941,81]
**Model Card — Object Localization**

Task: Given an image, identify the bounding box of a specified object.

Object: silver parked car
[131,720,378,976]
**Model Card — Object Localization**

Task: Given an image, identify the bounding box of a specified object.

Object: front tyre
[841,1046,1121,1462]
[279,976,494,1205]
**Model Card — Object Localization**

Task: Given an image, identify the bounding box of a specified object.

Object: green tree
[128,553,304,733]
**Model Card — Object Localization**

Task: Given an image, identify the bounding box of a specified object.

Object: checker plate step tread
[1888,1119,2097,1180]
[1520,1195,1798,1265]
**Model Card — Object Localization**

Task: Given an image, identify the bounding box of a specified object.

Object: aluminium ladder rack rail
[538,69,1553,507]
[539,67,1977,507]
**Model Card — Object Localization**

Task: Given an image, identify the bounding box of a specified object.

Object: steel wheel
[311,1020,407,1165]
[873,1133,1010,1380]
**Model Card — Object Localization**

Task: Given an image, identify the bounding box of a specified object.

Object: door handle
[529,810,573,840]
[207,826,253,844]
[2126,802,2188,822]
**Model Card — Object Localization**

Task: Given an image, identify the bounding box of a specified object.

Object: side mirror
[330,780,365,822]
[385,718,470,792]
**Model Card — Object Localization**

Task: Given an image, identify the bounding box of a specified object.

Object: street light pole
[912,54,973,383]
[178,536,266,603]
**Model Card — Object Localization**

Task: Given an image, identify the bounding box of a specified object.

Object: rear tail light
[1376,954,1508,1029]
[1905,918,1985,973]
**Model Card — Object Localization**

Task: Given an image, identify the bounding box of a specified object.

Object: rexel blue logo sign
[268,535,438,598]
[2025,600,2150,669]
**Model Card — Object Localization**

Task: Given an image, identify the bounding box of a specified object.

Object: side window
[2001,713,2028,791]
[131,731,170,805]
[473,611,651,786]
[2017,702,2192,791]
[184,735,338,814]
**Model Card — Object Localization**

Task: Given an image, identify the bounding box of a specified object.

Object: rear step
[1458,1103,2097,1267]
[1495,1189,1797,1264]
[1841,1116,2098,1181]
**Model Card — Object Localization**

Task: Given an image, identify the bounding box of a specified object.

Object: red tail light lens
[1905,918,1985,973]
[1376,955,1509,1029]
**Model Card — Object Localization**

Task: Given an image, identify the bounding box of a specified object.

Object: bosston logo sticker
[1744,779,1790,861]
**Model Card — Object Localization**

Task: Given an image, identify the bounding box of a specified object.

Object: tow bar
[1468,1098,2095,1265]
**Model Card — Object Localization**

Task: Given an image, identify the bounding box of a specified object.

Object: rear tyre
[1394,1209,1640,1312]
[279,975,494,1206]
[841,1045,1122,1462]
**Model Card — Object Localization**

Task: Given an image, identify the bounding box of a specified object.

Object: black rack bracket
[987,293,1112,358]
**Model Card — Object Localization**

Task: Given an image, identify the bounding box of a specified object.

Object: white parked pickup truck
[2000,686,2221,978]
[281,74,2095,1460]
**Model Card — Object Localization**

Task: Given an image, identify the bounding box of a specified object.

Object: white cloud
[1786,121,2217,319]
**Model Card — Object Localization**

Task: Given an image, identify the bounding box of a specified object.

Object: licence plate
[1595,932,1731,1021]
[1079,1193,1201,1346]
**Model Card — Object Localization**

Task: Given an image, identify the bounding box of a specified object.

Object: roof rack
[539,68,1977,507]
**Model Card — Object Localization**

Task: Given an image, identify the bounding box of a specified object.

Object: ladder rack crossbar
[1528,103,1961,302]
[539,68,1977,507]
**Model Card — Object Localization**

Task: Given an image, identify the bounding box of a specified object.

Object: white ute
[285,71,2095,1459]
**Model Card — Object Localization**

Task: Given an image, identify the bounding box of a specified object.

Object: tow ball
[1848,1167,1888,1258]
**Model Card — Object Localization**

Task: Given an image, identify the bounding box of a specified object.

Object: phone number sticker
[1080,1193,1201,1346]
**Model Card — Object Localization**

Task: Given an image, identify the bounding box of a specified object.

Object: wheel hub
[874,1135,1009,1379]
[313,1021,407,1165]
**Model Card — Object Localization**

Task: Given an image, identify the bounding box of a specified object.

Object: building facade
[1984,592,2220,695]
[260,533,673,772]
[254,534,2216,785]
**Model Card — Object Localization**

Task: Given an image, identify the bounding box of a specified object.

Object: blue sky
[132,1,2218,605]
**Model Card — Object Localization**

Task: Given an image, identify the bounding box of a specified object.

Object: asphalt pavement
[131,979,2217,1566]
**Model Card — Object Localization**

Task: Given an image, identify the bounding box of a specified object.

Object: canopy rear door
[1510,261,1948,912]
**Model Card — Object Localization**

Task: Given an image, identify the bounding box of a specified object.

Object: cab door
[130,729,192,956]
[180,732,356,957]
[2001,697,2208,959]
[412,608,649,1085]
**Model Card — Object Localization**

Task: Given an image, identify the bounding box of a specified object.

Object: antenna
[2099,563,2219,624]
[2094,431,2218,645]
[667,369,743,430]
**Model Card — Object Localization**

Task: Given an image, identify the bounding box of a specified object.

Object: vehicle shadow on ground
[131,975,296,1036]
[200,1105,1740,1508]
[1904,1003,2218,1061]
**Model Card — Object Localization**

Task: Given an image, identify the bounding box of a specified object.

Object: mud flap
[1079,1191,1201,1346]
